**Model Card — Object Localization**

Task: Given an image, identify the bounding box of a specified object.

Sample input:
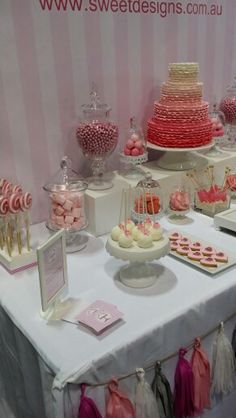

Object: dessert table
[1,212,236,418]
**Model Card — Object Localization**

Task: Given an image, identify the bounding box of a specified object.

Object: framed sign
[37,230,68,314]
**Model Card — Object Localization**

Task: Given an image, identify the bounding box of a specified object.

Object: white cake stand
[147,142,214,171]
[106,236,170,288]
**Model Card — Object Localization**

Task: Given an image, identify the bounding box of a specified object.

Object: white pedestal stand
[119,152,148,179]
[147,143,214,171]
[106,236,170,288]
[167,208,192,225]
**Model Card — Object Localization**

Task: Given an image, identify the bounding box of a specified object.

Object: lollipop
[9,193,21,214]
[20,192,32,210]
[0,196,9,215]
[1,181,12,196]
[12,184,23,194]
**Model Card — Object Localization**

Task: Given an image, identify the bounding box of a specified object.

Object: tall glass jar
[43,157,88,252]
[76,86,119,190]
[219,78,236,150]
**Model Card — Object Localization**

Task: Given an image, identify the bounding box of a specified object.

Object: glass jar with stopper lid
[204,103,226,157]
[219,77,236,150]
[43,156,88,252]
[131,172,163,223]
[76,85,119,190]
[120,117,148,179]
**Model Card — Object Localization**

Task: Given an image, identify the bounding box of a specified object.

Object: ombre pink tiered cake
[147,63,213,148]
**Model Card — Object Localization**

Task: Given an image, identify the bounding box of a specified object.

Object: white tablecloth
[1,212,236,418]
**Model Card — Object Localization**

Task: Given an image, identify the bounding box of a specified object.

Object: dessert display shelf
[147,142,214,171]
[106,235,170,288]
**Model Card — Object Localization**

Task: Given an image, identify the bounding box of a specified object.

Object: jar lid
[43,156,88,192]
[136,172,161,189]
[82,84,111,115]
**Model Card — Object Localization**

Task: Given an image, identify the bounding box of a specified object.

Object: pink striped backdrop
[1,0,236,223]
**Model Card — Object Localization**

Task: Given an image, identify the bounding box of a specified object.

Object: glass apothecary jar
[131,172,163,223]
[120,117,148,179]
[219,78,236,150]
[43,156,88,252]
[76,86,118,190]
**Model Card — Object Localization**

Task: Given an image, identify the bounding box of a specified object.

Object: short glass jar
[43,157,88,252]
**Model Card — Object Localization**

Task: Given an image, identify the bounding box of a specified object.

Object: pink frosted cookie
[200,257,217,267]
[179,237,191,246]
[170,241,179,251]
[189,242,201,252]
[202,246,215,256]
[177,246,189,255]
[214,252,228,263]
[188,251,202,261]
[169,232,182,241]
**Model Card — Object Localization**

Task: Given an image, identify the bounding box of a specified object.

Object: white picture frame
[37,229,68,315]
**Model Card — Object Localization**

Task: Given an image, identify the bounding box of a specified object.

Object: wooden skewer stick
[124,190,127,232]
[119,189,124,226]
[222,167,231,189]
[24,213,30,252]
[16,214,22,255]
[5,220,11,257]
[204,166,212,186]
[150,192,155,217]
[186,173,200,189]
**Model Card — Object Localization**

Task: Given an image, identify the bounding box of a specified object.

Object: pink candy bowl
[194,185,230,217]
[76,87,118,190]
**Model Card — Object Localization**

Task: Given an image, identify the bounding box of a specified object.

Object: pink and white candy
[12,184,23,194]
[9,193,21,214]
[1,181,12,196]
[0,196,9,215]
[20,192,32,211]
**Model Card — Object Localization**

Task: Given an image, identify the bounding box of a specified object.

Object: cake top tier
[168,63,199,82]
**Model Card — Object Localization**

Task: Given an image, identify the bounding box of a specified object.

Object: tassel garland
[135,368,160,418]
[151,362,174,418]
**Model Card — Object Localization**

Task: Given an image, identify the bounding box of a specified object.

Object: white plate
[167,230,236,276]
[214,208,236,233]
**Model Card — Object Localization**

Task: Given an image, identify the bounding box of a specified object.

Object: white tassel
[211,322,235,395]
[135,368,160,418]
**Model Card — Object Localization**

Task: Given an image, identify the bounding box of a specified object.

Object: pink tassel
[191,338,211,415]
[174,348,195,418]
[106,378,136,418]
[77,384,102,418]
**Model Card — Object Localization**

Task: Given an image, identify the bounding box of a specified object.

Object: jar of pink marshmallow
[43,157,88,252]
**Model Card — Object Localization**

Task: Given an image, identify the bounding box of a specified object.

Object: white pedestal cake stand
[148,142,214,171]
[119,152,148,179]
[106,236,170,288]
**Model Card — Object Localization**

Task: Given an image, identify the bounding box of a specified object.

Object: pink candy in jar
[169,189,190,212]
[76,87,118,158]
[76,121,118,157]
[43,156,88,233]
[123,117,145,157]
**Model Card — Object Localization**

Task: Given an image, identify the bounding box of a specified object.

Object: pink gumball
[124,147,131,156]
[135,140,143,149]
[131,147,140,156]
[126,139,134,149]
